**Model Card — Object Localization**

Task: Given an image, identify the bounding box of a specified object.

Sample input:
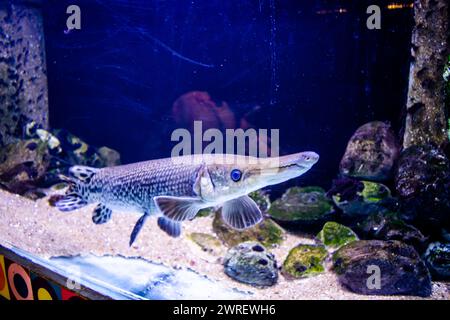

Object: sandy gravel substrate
[0,189,448,300]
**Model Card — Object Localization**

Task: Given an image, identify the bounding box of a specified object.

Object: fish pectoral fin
[221,195,263,230]
[154,196,202,222]
[157,217,181,237]
[92,204,112,224]
[129,213,149,246]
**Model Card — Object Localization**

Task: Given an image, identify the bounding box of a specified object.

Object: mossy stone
[424,242,450,280]
[359,181,391,203]
[213,213,284,248]
[316,222,358,249]
[332,181,392,218]
[248,190,271,213]
[196,207,216,218]
[268,187,334,231]
[282,244,328,279]
[188,233,223,255]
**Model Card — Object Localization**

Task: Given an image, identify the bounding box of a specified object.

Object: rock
[358,213,428,252]
[25,123,62,153]
[394,144,450,230]
[328,178,395,224]
[97,146,121,167]
[0,139,50,197]
[339,121,400,181]
[282,244,328,279]
[268,187,334,232]
[316,222,358,250]
[196,207,216,218]
[423,242,450,280]
[332,240,432,297]
[51,129,105,167]
[358,180,391,202]
[0,139,49,179]
[0,121,121,194]
[188,233,223,256]
[249,190,271,213]
[213,214,284,248]
[223,242,278,287]
[395,145,449,198]
[29,127,121,186]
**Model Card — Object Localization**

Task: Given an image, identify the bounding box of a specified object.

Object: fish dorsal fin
[69,165,99,183]
[221,195,263,230]
[92,204,112,224]
[154,196,202,221]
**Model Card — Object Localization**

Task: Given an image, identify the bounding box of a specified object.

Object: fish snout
[277,151,319,169]
[298,151,320,165]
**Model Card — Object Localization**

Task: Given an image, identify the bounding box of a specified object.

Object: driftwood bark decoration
[403,0,449,149]
[0,1,48,147]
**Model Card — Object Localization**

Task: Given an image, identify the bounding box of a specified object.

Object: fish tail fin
[55,166,99,212]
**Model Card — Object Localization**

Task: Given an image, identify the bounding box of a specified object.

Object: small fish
[55,152,319,246]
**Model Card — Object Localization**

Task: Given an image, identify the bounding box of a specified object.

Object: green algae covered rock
[224,241,278,287]
[196,207,216,218]
[424,242,450,280]
[316,222,358,250]
[268,187,334,231]
[282,244,328,279]
[359,181,391,202]
[329,179,396,227]
[188,233,223,256]
[249,190,271,213]
[213,213,284,248]
[332,180,391,215]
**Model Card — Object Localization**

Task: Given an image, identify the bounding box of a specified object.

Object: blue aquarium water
[0,0,449,301]
[41,0,413,188]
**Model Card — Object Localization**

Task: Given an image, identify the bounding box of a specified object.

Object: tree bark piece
[403,0,449,149]
[0,1,48,147]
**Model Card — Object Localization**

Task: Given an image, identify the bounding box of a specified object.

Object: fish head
[196,152,319,203]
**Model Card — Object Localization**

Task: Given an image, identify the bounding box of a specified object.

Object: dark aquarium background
[41,0,414,189]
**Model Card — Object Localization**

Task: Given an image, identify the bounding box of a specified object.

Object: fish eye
[230,169,242,182]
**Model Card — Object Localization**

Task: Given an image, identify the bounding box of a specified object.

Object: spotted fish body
[87,159,202,214]
[56,152,319,246]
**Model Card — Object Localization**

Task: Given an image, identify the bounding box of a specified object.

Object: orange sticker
[8,263,33,300]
